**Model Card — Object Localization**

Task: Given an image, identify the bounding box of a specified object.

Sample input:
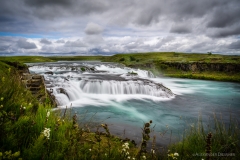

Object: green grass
[0,56,55,63]
[106,52,240,64]
[102,52,240,82]
[169,114,240,159]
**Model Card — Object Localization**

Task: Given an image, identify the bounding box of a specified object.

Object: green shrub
[130,56,136,61]
[119,57,125,61]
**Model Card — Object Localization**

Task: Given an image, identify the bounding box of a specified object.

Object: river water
[28,61,240,146]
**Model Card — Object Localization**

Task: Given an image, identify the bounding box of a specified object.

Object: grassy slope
[102,52,240,82]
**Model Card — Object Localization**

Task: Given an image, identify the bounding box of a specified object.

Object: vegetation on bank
[0,57,239,159]
[103,52,240,82]
[1,52,239,82]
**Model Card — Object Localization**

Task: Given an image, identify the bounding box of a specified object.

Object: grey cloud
[65,39,86,47]
[207,2,240,28]
[155,36,175,48]
[37,52,78,56]
[88,48,111,55]
[56,39,65,43]
[134,6,161,26]
[228,40,240,49]
[0,1,33,33]
[17,39,37,49]
[85,23,103,35]
[170,24,192,34]
[24,0,72,7]
[0,37,16,53]
[40,38,52,45]
[84,35,104,45]
[0,45,10,51]
[209,25,240,38]
[0,0,239,37]
[24,0,108,20]
[168,0,218,20]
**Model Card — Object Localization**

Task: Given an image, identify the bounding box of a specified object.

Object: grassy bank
[103,52,240,82]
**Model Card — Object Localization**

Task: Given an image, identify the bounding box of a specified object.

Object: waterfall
[79,79,172,97]
[28,61,174,107]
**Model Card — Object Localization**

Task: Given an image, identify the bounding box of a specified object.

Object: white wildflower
[127,156,130,159]
[42,128,51,139]
[23,107,26,110]
[126,152,129,155]
[132,158,135,160]
[89,149,91,151]
[142,155,146,159]
[46,111,50,118]
[151,149,155,154]
[174,152,179,156]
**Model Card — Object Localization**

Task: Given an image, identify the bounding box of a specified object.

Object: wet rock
[45,71,53,75]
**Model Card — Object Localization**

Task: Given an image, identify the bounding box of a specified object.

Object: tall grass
[169,114,240,159]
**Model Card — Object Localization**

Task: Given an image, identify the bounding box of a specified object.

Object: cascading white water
[28,61,174,107]
[79,79,172,97]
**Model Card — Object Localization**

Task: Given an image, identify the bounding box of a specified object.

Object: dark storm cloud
[210,25,240,38]
[24,0,108,20]
[17,39,37,49]
[176,1,220,17]
[134,5,161,26]
[207,1,240,28]
[170,25,192,34]
[1,0,240,34]
[228,40,240,49]
[24,0,72,7]
[40,38,52,45]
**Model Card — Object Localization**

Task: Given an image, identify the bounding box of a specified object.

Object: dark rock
[45,71,53,75]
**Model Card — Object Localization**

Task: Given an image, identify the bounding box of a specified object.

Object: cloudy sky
[0,0,240,56]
